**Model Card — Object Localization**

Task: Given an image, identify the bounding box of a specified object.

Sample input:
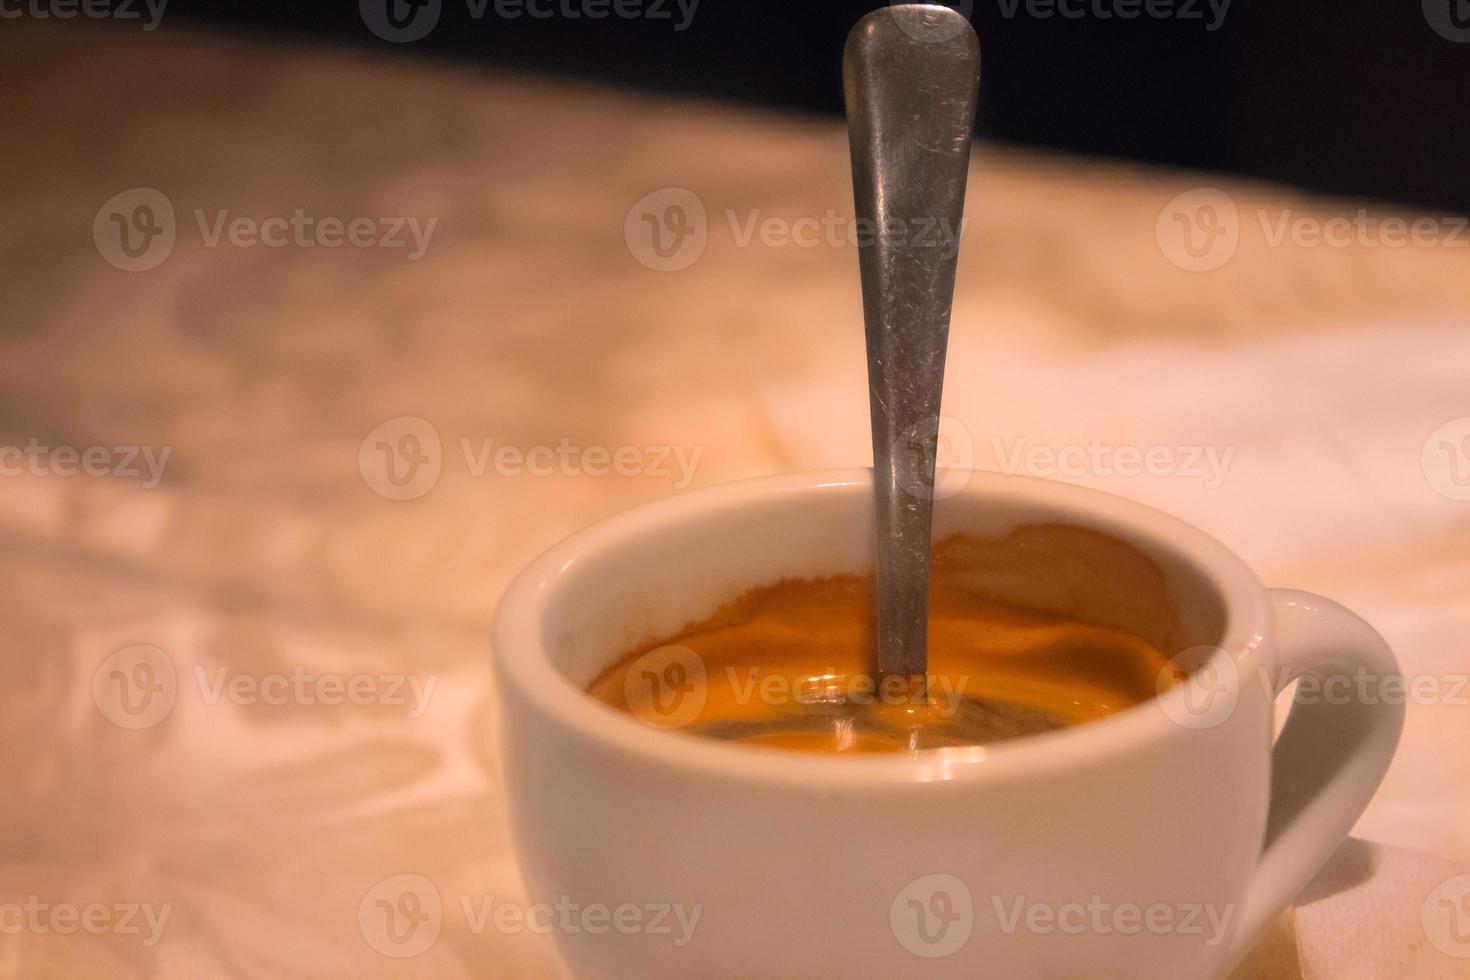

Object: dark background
[97,1,1470,211]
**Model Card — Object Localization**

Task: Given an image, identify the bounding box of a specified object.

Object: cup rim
[491,469,1269,788]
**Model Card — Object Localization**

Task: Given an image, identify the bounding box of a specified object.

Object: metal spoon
[843,5,980,678]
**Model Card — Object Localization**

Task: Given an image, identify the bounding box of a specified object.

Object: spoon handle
[843,5,980,677]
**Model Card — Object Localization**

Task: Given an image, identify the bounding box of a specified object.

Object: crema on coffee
[588,526,1183,753]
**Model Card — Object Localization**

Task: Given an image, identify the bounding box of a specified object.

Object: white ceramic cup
[492,470,1403,979]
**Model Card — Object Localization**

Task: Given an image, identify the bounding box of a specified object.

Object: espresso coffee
[588,526,1182,753]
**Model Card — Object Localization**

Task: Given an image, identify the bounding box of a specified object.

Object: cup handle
[1225,588,1405,964]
